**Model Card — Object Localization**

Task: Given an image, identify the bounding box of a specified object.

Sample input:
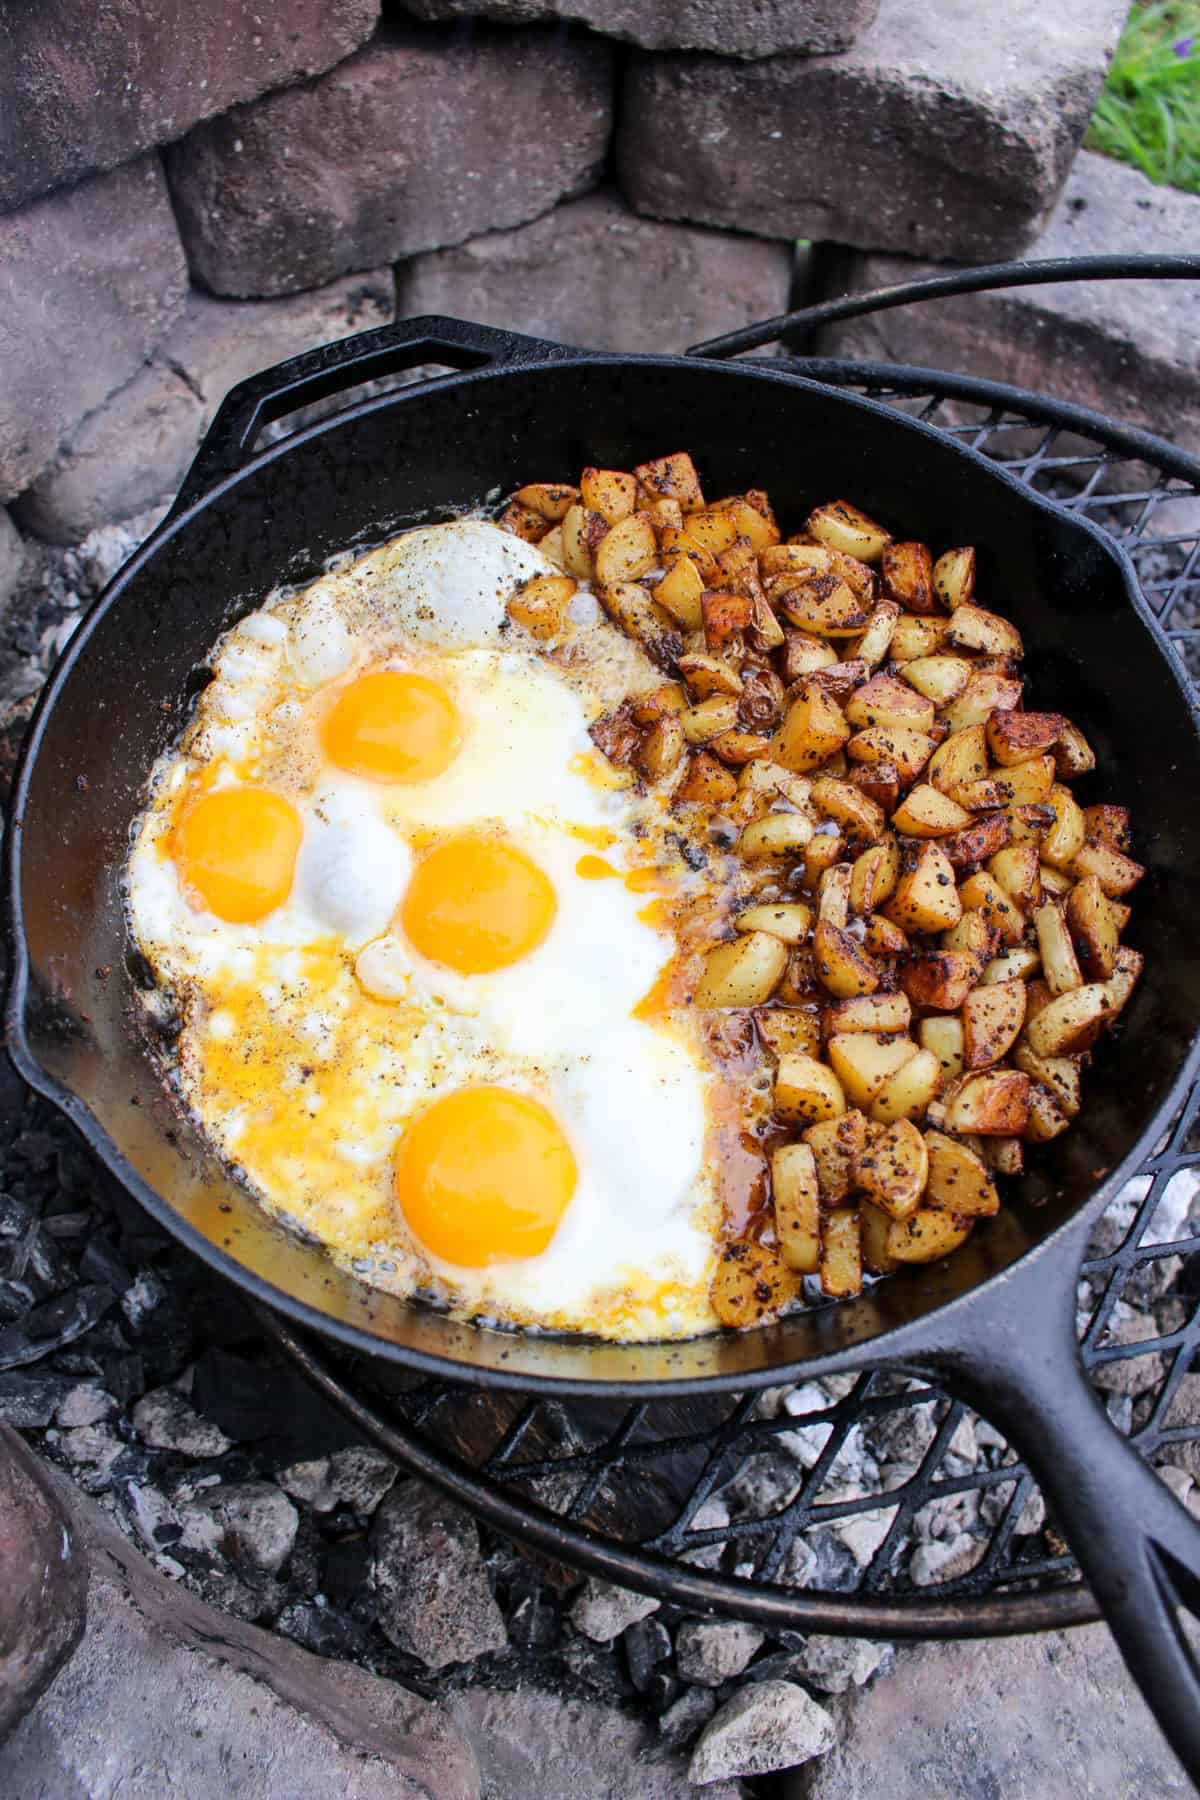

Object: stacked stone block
[0,0,1176,606]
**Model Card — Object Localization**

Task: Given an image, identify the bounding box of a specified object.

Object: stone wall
[0,0,1168,596]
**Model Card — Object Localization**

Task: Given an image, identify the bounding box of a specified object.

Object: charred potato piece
[500,500,553,543]
[776,1052,847,1125]
[805,1110,869,1203]
[845,673,935,734]
[848,726,937,786]
[944,1069,1031,1135]
[1069,838,1146,898]
[1053,718,1096,778]
[807,500,890,563]
[986,710,1063,766]
[676,751,738,807]
[933,546,976,610]
[962,979,1027,1069]
[777,682,851,772]
[711,1238,802,1328]
[882,541,936,613]
[597,581,682,671]
[855,1118,928,1219]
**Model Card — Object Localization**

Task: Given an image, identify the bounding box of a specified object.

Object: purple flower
[1174,35,1194,56]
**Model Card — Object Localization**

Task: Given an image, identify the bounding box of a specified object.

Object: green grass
[1086,2,1200,193]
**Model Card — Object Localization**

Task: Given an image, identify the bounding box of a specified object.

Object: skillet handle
[168,315,573,518]
[913,1234,1200,1783]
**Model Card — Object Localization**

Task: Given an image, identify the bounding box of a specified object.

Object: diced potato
[1104,945,1144,1017]
[500,499,553,543]
[777,683,851,772]
[637,714,686,783]
[694,932,789,1007]
[1002,755,1056,805]
[1041,784,1087,869]
[845,673,935,734]
[656,555,706,630]
[709,730,773,766]
[902,950,983,1012]
[687,509,741,556]
[1039,862,1074,899]
[1053,718,1096,778]
[828,1032,917,1109]
[774,574,869,638]
[581,466,637,525]
[507,572,577,640]
[803,829,846,888]
[855,601,900,671]
[1006,803,1056,846]
[944,1070,1031,1135]
[562,502,609,577]
[924,1130,999,1216]
[865,912,909,955]
[886,843,963,934]
[901,655,972,705]
[1013,1043,1082,1116]
[816,861,852,928]
[891,784,973,838]
[711,1238,802,1328]
[1109,900,1132,933]
[679,652,743,700]
[952,776,1015,813]
[944,603,1023,658]
[597,581,681,671]
[855,1118,929,1218]
[959,869,1025,946]
[681,696,741,745]
[812,776,885,843]
[631,682,687,725]
[739,812,815,861]
[919,1014,965,1082]
[928,724,988,796]
[891,614,949,661]
[849,836,900,914]
[988,844,1041,913]
[515,481,579,521]
[776,1052,847,1125]
[641,496,684,532]
[595,514,659,587]
[724,496,780,552]
[1024,983,1114,1056]
[887,1207,974,1263]
[941,908,1000,962]
[963,979,1027,1069]
[813,920,880,998]
[805,1110,869,1203]
[772,1143,821,1273]
[782,631,839,681]
[847,726,937,786]
[861,1200,900,1273]
[1030,900,1082,996]
[980,943,1041,985]
[974,1134,1023,1176]
[825,992,911,1037]
[882,540,936,613]
[660,525,716,578]
[738,759,812,811]
[986,710,1063,766]
[701,589,754,655]
[1025,1084,1071,1143]
[807,500,890,563]
[676,751,738,807]
[820,1207,864,1298]
[933,546,976,610]
[936,810,1013,872]
[756,1008,822,1059]
[635,451,704,511]
[1069,838,1146,898]
[941,671,1023,734]
[747,591,786,652]
[736,902,813,943]
[1082,804,1132,852]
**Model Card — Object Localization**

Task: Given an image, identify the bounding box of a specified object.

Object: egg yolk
[395,1085,577,1266]
[401,835,556,973]
[174,788,302,922]
[322,670,460,783]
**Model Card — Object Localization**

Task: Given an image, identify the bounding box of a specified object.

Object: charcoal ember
[688,1680,836,1784]
[57,1422,126,1491]
[768,1632,892,1693]
[120,1269,167,1331]
[623,1614,672,1691]
[371,1481,507,1670]
[658,1685,717,1749]
[176,1480,299,1574]
[276,1599,366,1661]
[507,1577,559,1654]
[40,1210,92,1240]
[54,1384,115,1428]
[288,1512,322,1595]
[570,1577,659,1643]
[643,1671,683,1716]
[0,1193,35,1244]
[561,1630,634,1702]
[79,1236,134,1293]
[190,1347,358,1455]
[320,1536,371,1612]
[0,1279,33,1323]
[22,1226,70,1297]
[103,1352,146,1408]
[676,1618,765,1687]
[0,1282,115,1367]
[183,1561,285,1624]
[0,1370,71,1426]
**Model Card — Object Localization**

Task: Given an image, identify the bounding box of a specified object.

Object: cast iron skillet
[7,317,1200,1772]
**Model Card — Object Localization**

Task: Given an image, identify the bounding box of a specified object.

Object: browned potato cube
[845,673,935,734]
[1003,756,1056,805]
[813,920,880,999]
[772,1143,821,1274]
[963,979,1027,1069]
[1013,1043,1082,1116]
[849,836,901,914]
[901,951,982,1012]
[702,589,754,655]
[681,697,741,745]
[987,844,1041,914]
[656,556,705,631]
[861,1200,900,1273]
[776,1052,847,1125]
[595,514,659,587]
[959,870,1025,946]
[941,671,1023,734]
[986,710,1063,766]
[635,451,704,511]
[782,630,838,682]
[887,1208,974,1263]
[919,1014,965,1082]
[805,1110,869,1202]
[870,1048,942,1124]
[1069,838,1146,898]
[676,751,738,807]
[736,902,813,944]
[1023,981,1114,1055]
[1025,1083,1071,1143]
[756,1007,822,1059]
[891,784,973,838]
[820,1207,864,1298]
[774,573,870,638]
[941,908,1001,962]
[811,777,885,844]
[500,500,553,543]
[695,932,789,1007]
[1034,901,1083,995]
[824,992,912,1037]
[1082,805,1132,852]
[581,467,638,525]
[636,715,686,783]
[882,541,936,613]
[944,603,1023,659]
[631,682,687,725]
[928,723,988,797]
[933,546,976,610]
[891,614,949,661]
[924,1130,999,1215]
[515,481,579,520]
[807,500,890,563]
[855,600,900,671]
[777,683,851,772]
[1041,785,1087,869]
[855,1118,928,1219]
[507,573,577,641]
[848,726,937,786]
[944,1069,1031,1134]
[827,1033,917,1109]
[1104,945,1143,1016]
[711,1239,802,1328]
[865,913,910,956]
[850,761,901,816]
[679,652,743,700]
[1005,802,1056,846]
[901,655,972,706]
[562,502,609,577]
[802,830,846,888]
[1053,718,1096,778]
[885,843,963,934]
[739,813,815,861]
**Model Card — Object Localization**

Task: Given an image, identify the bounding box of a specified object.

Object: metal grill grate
[265,360,1200,1635]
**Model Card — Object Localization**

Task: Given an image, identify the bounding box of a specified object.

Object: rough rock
[448,1685,744,1799]
[166,24,613,298]
[658,1684,718,1748]
[395,188,794,354]
[0,2,379,214]
[795,1627,1187,1796]
[54,1386,116,1430]
[0,1427,88,1737]
[1091,1306,1167,1397]
[131,1386,233,1459]
[0,1465,480,1798]
[619,0,1128,262]
[569,1576,659,1642]
[775,1634,891,1694]
[397,0,877,58]
[279,1445,396,1515]
[689,1680,837,1785]
[371,1480,507,1669]
[817,152,1200,460]
[16,270,393,542]
[675,1619,765,1686]
[177,1482,299,1575]
[0,510,25,613]
[1157,1373,1200,1482]
[0,156,188,501]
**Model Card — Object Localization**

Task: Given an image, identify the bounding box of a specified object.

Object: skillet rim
[5,347,1200,1397]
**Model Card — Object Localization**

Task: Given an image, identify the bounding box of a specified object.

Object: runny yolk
[401,834,556,973]
[575,853,618,880]
[394,1085,577,1266]
[322,670,460,783]
[174,788,302,922]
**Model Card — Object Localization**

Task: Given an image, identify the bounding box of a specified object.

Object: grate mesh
[266,362,1200,1633]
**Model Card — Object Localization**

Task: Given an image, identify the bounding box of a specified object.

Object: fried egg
[127,519,751,1340]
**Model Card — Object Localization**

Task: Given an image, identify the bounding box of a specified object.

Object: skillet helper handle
[917,1246,1200,1784]
[169,315,570,517]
